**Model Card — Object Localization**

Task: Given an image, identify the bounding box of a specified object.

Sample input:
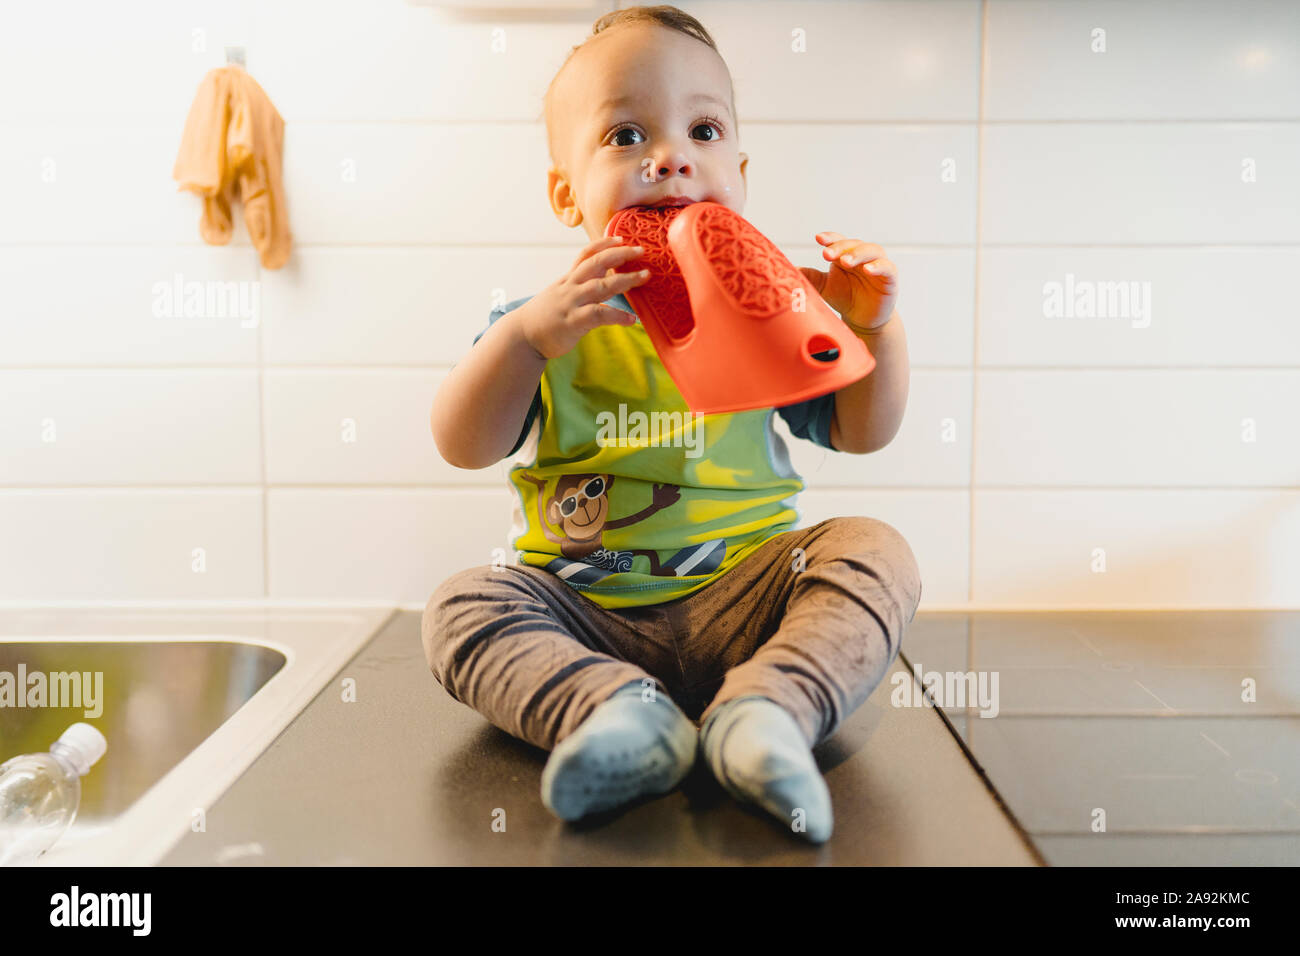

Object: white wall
[1,0,1297,609]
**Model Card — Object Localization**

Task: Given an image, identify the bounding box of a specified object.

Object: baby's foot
[540,681,697,822]
[699,696,833,843]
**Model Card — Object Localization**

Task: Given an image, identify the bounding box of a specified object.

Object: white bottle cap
[51,722,108,777]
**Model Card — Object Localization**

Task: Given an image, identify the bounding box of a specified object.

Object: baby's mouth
[628,197,698,210]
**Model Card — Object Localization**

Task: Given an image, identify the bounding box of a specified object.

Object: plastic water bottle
[0,722,107,866]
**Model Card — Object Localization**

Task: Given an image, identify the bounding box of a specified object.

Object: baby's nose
[653,157,693,180]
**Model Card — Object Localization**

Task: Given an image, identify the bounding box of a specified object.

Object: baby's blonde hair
[542,4,738,165]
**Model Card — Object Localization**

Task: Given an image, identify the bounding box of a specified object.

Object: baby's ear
[546,168,583,228]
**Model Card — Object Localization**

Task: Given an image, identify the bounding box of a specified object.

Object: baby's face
[547,23,748,241]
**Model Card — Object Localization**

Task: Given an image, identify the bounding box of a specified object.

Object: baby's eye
[611,127,644,147]
[691,122,721,142]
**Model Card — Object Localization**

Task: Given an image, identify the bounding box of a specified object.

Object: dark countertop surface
[160,610,1042,866]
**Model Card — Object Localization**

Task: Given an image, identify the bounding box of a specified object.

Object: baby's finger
[571,234,629,272]
[821,238,862,260]
[860,256,897,279]
[838,243,886,267]
[798,265,826,293]
[577,265,651,304]
[574,302,638,334]
[573,242,646,283]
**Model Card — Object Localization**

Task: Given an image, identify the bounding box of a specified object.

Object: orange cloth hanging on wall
[173,65,291,269]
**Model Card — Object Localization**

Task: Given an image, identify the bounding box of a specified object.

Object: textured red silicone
[605,205,694,341]
[690,203,803,318]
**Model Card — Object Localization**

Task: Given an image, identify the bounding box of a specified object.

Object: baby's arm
[432,236,650,470]
[801,234,907,454]
[432,303,547,469]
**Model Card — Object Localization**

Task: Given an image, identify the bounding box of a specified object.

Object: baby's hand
[798,233,898,331]
[519,236,651,359]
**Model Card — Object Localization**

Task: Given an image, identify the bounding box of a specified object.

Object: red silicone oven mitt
[605,201,875,415]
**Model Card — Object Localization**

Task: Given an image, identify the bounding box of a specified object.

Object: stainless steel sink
[0,641,285,828]
[0,606,394,865]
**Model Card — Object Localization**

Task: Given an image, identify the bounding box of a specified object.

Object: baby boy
[423,5,921,844]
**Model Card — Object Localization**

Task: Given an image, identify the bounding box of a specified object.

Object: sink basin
[0,605,394,865]
[1,640,285,841]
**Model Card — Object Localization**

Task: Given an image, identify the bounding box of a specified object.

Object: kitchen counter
[159,610,1042,866]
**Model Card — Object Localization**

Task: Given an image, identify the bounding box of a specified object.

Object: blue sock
[699,695,833,843]
[540,680,697,821]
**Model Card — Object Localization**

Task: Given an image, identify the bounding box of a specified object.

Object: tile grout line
[256,254,270,599]
[21,118,1296,126]
[6,241,1300,249]
[8,484,1300,492]
[970,0,988,608]
[15,365,1300,371]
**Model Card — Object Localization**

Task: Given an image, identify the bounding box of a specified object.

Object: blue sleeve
[471,296,542,458]
[776,391,837,451]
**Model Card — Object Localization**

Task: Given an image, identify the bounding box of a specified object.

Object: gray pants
[421,516,922,752]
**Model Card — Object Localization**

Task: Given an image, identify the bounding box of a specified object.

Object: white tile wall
[267,488,515,602]
[972,490,1300,608]
[1,0,1296,608]
[981,123,1300,244]
[985,0,1300,121]
[261,247,576,366]
[3,247,258,366]
[0,490,263,601]
[1,370,262,485]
